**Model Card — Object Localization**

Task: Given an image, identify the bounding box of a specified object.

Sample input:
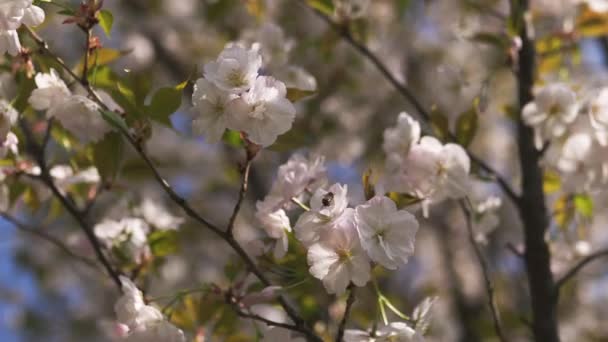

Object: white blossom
[295,183,349,246]
[344,322,423,342]
[253,22,293,67]
[134,197,185,230]
[586,0,608,12]
[588,87,608,146]
[114,277,185,342]
[0,99,18,157]
[227,76,296,147]
[255,206,291,259]
[473,196,502,244]
[29,69,71,111]
[94,218,150,262]
[191,78,235,143]
[354,196,419,270]
[47,95,111,143]
[203,43,261,94]
[307,209,370,294]
[383,112,421,172]
[385,136,470,215]
[257,154,327,213]
[556,133,606,189]
[522,83,579,149]
[0,0,45,56]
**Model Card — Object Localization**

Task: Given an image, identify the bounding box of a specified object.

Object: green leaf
[92,132,124,182]
[574,194,593,218]
[148,230,179,257]
[11,76,35,112]
[222,129,243,147]
[455,108,478,147]
[74,48,129,74]
[98,10,114,37]
[386,192,423,209]
[543,170,561,194]
[146,86,183,126]
[429,107,450,141]
[101,110,128,131]
[307,0,334,15]
[286,88,316,102]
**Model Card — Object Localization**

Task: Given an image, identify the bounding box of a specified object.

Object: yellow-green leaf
[455,108,478,147]
[543,170,561,194]
[147,86,183,126]
[574,194,593,218]
[430,107,449,141]
[98,10,114,37]
[286,88,316,102]
[93,132,124,182]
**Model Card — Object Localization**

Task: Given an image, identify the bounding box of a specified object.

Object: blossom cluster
[255,155,419,295]
[28,69,111,143]
[94,199,184,264]
[0,0,44,55]
[106,276,185,342]
[191,42,296,147]
[522,83,608,191]
[382,112,471,216]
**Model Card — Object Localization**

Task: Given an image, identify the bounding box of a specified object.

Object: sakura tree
[1,0,608,341]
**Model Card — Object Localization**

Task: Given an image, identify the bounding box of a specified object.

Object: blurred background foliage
[2,0,608,341]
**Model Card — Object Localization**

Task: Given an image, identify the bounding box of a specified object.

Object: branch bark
[554,248,608,294]
[510,1,559,341]
[460,201,507,342]
[335,285,356,342]
[297,0,519,205]
[22,25,321,342]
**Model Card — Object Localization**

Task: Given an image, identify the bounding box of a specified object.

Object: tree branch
[460,201,507,342]
[0,212,99,270]
[233,307,311,336]
[297,1,519,205]
[554,248,608,294]
[335,285,356,342]
[227,156,253,236]
[22,25,321,342]
[510,1,559,340]
[18,118,123,291]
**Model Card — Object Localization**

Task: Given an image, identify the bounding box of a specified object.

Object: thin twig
[460,200,507,342]
[22,25,321,341]
[234,309,310,336]
[0,212,99,270]
[554,248,608,295]
[336,285,356,342]
[227,157,253,236]
[18,118,123,291]
[82,29,91,85]
[298,2,520,205]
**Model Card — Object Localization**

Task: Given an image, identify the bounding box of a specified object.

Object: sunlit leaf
[455,107,478,147]
[543,170,561,194]
[574,194,593,218]
[146,85,183,126]
[286,88,316,102]
[148,230,179,257]
[92,132,123,182]
[98,10,114,37]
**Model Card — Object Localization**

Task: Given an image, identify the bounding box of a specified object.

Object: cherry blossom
[522,83,579,150]
[227,76,296,147]
[588,87,608,146]
[191,78,235,143]
[307,209,370,294]
[0,0,45,56]
[354,196,419,269]
[47,95,111,143]
[28,69,71,111]
[294,183,349,246]
[203,43,261,94]
[255,206,292,259]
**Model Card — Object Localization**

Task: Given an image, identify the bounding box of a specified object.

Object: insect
[321,192,334,207]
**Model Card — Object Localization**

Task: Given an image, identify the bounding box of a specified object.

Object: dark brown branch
[18,118,123,291]
[335,285,356,342]
[227,157,253,236]
[1,213,99,270]
[554,249,608,294]
[234,308,310,336]
[298,1,519,205]
[460,201,507,342]
[22,25,321,342]
[510,1,559,340]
